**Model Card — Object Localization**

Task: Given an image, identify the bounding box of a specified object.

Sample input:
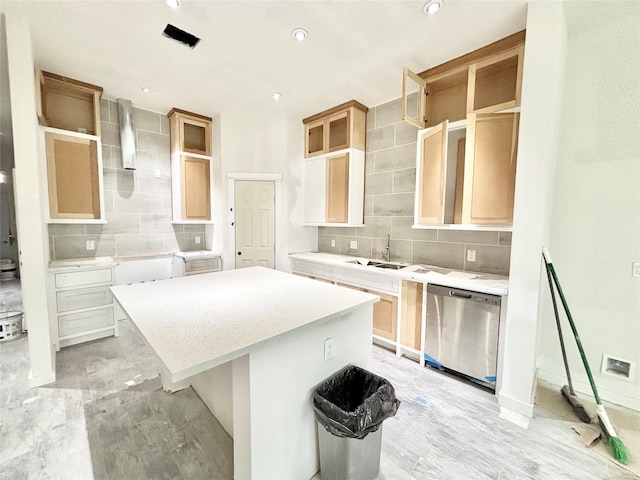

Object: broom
[542,251,591,423]
[542,247,630,464]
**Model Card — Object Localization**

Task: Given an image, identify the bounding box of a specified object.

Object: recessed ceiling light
[272,92,282,100]
[292,28,308,42]
[140,86,153,94]
[423,0,444,15]
[164,0,181,8]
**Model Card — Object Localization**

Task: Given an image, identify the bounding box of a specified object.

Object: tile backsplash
[317,97,511,276]
[48,100,206,261]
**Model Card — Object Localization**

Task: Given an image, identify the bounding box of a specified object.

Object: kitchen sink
[347,260,382,266]
[347,259,408,270]
[374,263,406,270]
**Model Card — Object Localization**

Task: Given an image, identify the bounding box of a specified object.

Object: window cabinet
[167,108,213,223]
[168,108,212,156]
[36,69,102,135]
[406,31,524,228]
[303,100,367,226]
[48,265,117,349]
[303,100,367,158]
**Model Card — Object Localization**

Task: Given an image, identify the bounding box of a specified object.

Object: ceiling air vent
[162,24,200,49]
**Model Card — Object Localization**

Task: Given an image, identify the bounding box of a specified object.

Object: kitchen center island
[111,266,378,479]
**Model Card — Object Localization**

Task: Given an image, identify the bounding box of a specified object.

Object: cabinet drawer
[185,257,220,274]
[55,268,113,288]
[56,285,112,313]
[292,260,334,281]
[335,268,399,295]
[58,306,114,338]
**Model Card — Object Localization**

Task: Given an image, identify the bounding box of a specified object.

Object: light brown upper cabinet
[168,108,213,223]
[303,101,367,158]
[463,113,519,225]
[403,31,525,129]
[303,101,368,226]
[168,108,212,156]
[468,46,524,114]
[408,31,525,228]
[45,132,102,220]
[37,69,102,136]
[36,69,105,223]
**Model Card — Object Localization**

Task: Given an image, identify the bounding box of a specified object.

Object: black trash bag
[313,365,400,439]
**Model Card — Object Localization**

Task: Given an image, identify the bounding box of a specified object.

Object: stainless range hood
[117,98,136,170]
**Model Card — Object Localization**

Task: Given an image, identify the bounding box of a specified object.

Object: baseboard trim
[29,369,56,388]
[537,367,640,412]
[498,391,534,427]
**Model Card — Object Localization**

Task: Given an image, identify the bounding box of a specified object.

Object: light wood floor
[0,318,637,479]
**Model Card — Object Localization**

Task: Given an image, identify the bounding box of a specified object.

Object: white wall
[4,14,55,386]
[215,107,316,272]
[498,1,567,419]
[537,1,640,411]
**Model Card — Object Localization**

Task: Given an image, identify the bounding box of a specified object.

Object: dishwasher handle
[449,290,472,299]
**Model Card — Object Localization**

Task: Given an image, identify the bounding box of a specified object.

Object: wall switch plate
[350,240,357,249]
[86,240,95,251]
[467,249,476,262]
[330,239,336,247]
[154,169,161,178]
[324,337,335,362]
[633,262,640,277]
[195,236,201,244]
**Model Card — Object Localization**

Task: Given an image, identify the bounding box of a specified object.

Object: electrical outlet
[195,236,201,244]
[350,240,357,250]
[324,337,335,362]
[467,249,476,262]
[633,262,640,277]
[154,169,161,178]
[330,239,336,248]
[86,240,95,251]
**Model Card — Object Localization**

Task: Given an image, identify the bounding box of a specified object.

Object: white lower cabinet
[49,264,118,349]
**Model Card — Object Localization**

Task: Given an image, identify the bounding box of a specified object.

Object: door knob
[237,251,242,255]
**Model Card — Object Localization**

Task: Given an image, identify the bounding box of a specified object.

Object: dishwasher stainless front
[424,284,501,389]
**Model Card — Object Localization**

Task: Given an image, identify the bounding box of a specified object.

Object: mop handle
[544,250,602,404]
[543,255,575,394]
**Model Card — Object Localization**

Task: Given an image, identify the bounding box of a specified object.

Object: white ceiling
[1,0,528,122]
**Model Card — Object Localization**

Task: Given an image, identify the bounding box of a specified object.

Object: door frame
[227,172,282,270]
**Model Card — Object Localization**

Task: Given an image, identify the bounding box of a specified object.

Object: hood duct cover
[117,98,136,170]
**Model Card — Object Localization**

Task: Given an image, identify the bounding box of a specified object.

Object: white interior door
[234,180,275,269]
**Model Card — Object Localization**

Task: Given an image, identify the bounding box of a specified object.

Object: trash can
[313,365,400,480]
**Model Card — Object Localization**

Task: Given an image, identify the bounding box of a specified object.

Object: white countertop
[289,252,509,296]
[110,266,378,382]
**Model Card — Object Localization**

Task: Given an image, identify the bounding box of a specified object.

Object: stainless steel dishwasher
[424,284,501,389]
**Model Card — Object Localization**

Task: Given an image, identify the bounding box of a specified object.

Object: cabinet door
[371,290,398,341]
[416,121,448,224]
[304,157,326,223]
[468,46,524,114]
[305,119,325,157]
[402,67,427,129]
[326,153,349,223]
[181,155,211,220]
[179,116,211,155]
[45,132,101,220]
[400,281,423,350]
[327,111,350,152]
[463,113,519,225]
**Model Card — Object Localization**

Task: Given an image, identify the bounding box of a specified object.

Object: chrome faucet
[383,233,390,262]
